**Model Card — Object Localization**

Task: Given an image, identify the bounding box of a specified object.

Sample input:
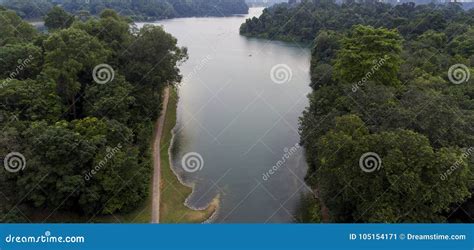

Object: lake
[138,7,312,223]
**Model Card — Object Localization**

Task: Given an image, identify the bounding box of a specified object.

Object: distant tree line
[246,0,287,7]
[242,0,474,223]
[240,0,474,42]
[0,7,187,222]
[1,0,249,20]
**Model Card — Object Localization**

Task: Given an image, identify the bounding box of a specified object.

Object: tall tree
[44,6,74,30]
[42,28,109,119]
[0,9,37,46]
[333,25,403,86]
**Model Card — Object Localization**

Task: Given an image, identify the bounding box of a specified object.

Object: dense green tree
[333,25,403,86]
[0,43,42,80]
[400,31,450,82]
[316,115,471,222]
[312,30,342,65]
[42,28,109,119]
[310,30,341,87]
[0,9,37,46]
[60,0,248,20]
[448,27,474,58]
[73,9,133,60]
[123,25,187,120]
[83,75,135,124]
[13,117,150,216]
[19,120,97,209]
[295,193,322,223]
[0,9,186,221]
[1,0,52,19]
[240,2,473,42]
[0,79,63,121]
[125,25,186,91]
[2,0,248,21]
[283,1,474,223]
[44,6,74,30]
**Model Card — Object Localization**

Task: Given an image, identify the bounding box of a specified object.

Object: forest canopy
[242,0,474,223]
[1,0,249,20]
[240,0,474,42]
[0,7,187,222]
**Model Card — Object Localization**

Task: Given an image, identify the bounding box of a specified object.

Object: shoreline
[167,122,221,214]
[158,87,219,223]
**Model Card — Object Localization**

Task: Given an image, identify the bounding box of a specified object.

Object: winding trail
[151,87,170,224]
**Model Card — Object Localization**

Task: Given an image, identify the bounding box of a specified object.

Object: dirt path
[151,87,170,224]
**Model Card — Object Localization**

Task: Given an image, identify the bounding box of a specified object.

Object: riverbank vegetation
[1,0,249,20]
[159,89,218,223]
[240,1,474,42]
[0,7,187,222]
[242,1,474,222]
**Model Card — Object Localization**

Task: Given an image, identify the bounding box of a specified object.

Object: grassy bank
[159,88,218,223]
[105,87,218,223]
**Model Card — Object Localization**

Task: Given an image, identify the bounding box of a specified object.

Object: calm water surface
[139,8,311,223]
